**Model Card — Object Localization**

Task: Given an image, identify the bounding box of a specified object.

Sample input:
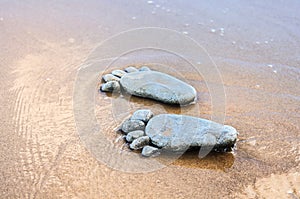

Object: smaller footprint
[100,65,197,105]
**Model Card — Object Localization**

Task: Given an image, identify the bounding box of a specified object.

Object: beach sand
[0,0,299,198]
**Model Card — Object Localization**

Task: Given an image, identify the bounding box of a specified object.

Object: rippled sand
[1,0,299,198]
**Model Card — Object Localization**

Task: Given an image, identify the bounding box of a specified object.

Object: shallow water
[1,0,299,198]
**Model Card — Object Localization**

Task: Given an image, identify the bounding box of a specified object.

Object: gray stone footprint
[100,66,197,105]
[119,109,238,157]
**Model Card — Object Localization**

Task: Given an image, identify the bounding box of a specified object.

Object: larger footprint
[119,109,238,157]
[100,66,197,105]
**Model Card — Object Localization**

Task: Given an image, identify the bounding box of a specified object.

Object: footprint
[100,66,197,105]
[118,109,238,157]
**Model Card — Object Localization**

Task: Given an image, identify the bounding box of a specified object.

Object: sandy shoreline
[1,0,299,198]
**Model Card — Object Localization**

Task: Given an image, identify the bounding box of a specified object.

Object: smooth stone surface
[125,66,139,73]
[130,109,154,123]
[145,114,238,152]
[141,146,160,157]
[120,71,196,105]
[129,136,150,150]
[121,119,145,134]
[112,69,127,77]
[126,130,145,142]
[102,74,120,82]
[139,66,151,71]
[100,81,120,92]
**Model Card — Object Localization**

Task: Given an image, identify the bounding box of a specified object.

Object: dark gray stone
[120,71,196,105]
[125,66,139,73]
[130,109,154,123]
[100,81,120,92]
[126,130,145,142]
[141,146,160,157]
[145,114,238,152]
[121,119,145,134]
[102,74,120,82]
[112,69,127,77]
[129,136,150,150]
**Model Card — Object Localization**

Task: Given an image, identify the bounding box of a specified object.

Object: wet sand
[1,0,299,198]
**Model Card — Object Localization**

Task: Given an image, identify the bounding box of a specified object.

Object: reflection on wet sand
[171,151,235,170]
